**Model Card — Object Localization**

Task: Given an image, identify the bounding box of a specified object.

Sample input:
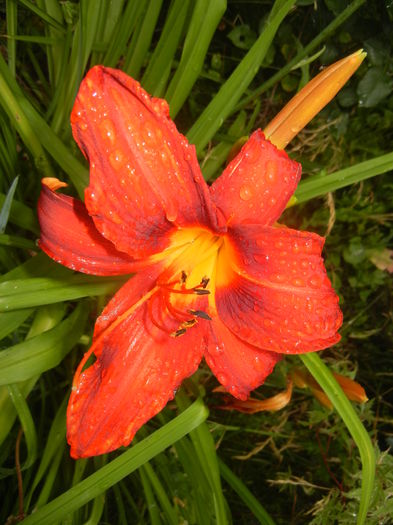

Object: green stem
[300,353,375,525]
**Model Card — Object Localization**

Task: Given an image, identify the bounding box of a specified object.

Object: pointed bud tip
[42,177,68,191]
[265,50,367,150]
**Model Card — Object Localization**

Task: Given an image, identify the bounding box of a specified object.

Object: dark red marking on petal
[71,66,219,258]
[38,183,138,275]
[210,130,301,226]
[215,226,342,353]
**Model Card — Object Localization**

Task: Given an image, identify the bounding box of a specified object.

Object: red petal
[67,266,206,458]
[38,183,137,275]
[204,316,281,400]
[210,131,301,226]
[215,225,342,353]
[71,66,218,258]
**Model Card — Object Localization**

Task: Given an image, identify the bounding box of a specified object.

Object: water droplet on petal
[109,149,125,170]
[239,185,253,201]
[99,119,116,146]
[266,160,277,182]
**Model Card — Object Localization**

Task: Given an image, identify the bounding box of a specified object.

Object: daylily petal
[67,266,206,458]
[210,131,301,226]
[215,226,342,353]
[71,66,218,258]
[38,182,137,275]
[204,316,281,400]
[216,379,293,413]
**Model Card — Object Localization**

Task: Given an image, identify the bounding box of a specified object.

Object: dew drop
[308,275,321,288]
[239,185,253,201]
[217,373,228,385]
[99,119,116,145]
[109,149,125,170]
[165,204,178,223]
[266,160,277,182]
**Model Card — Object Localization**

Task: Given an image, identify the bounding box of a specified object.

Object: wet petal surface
[210,131,301,226]
[205,316,281,400]
[214,225,342,353]
[68,266,207,458]
[38,183,137,275]
[71,66,218,258]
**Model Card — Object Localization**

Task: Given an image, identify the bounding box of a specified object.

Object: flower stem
[300,353,375,525]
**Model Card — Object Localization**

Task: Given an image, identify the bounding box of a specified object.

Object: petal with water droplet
[210,130,301,226]
[67,266,205,458]
[71,66,218,259]
[214,226,342,354]
[204,315,281,400]
[38,181,137,275]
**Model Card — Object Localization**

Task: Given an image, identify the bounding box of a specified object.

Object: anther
[194,289,210,295]
[171,328,187,338]
[180,271,187,284]
[182,319,197,328]
[188,309,212,321]
[201,277,209,288]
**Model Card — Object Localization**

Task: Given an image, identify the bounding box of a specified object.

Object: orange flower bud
[264,50,366,149]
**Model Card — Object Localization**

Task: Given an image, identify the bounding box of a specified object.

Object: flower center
[149,227,230,337]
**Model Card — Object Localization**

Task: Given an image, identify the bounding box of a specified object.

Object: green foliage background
[0,1,392,524]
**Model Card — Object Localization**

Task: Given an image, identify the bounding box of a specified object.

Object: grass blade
[0,303,88,384]
[219,459,276,525]
[124,0,164,79]
[295,151,393,203]
[187,0,295,153]
[0,275,126,312]
[0,176,19,233]
[3,384,38,473]
[301,353,375,525]
[165,0,226,117]
[142,0,190,96]
[21,398,208,525]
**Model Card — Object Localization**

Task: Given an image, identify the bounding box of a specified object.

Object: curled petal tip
[264,49,366,149]
[42,177,68,191]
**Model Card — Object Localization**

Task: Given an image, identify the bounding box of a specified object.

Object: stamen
[148,292,173,334]
[164,293,190,322]
[194,289,210,295]
[182,319,197,328]
[150,270,212,338]
[171,328,187,338]
[187,309,212,321]
[201,277,210,289]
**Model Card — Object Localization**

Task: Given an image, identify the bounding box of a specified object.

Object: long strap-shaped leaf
[0,303,88,384]
[234,0,366,112]
[187,0,295,153]
[301,353,375,525]
[165,0,226,117]
[295,151,393,203]
[21,398,208,525]
[0,275,125,312]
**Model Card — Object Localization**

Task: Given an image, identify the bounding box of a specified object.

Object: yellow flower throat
[150,227,233,337]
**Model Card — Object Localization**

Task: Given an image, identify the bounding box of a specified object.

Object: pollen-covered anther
[187,309,212,321]
[161,275,211,296]
[171,328,187,338]
[182,319,198,328]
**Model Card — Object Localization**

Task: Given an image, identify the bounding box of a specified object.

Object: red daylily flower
[38,67,343,458]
